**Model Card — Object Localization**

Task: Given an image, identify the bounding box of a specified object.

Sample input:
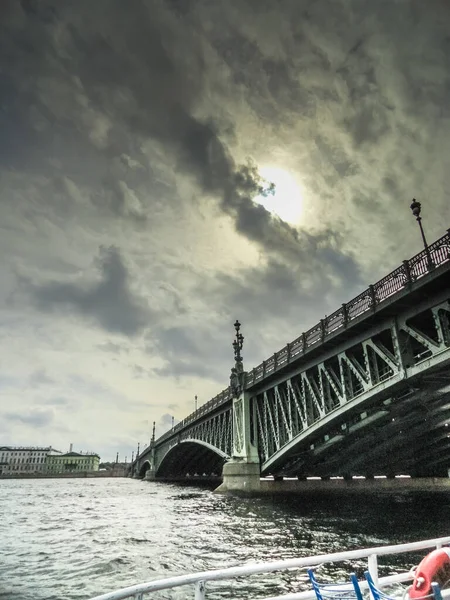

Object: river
[0,478,449,600]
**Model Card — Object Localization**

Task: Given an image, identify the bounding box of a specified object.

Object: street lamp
[195,395,198,411]
[230,320,245,398]
[232,319,244,365]
[410,199,434,270]
[151,421,155,445]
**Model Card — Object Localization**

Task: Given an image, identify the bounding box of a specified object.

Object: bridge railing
[245,229,450,386]
[154,230,449,445]
[156,387,233,445]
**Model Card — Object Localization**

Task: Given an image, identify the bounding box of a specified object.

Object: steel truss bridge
[133,230,450,481]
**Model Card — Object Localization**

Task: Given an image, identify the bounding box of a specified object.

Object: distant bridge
[132,229,450,487]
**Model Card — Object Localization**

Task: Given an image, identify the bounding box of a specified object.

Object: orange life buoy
[409,548,450,598]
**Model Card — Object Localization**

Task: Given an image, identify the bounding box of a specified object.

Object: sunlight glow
[254,166,304,225]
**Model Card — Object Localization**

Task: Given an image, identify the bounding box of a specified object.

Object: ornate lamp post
[150,421,155,447]
[230,320,245,398]
[410,199,434,270]
[232,320,244,366]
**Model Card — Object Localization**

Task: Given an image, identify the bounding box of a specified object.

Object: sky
[1,0,450,462]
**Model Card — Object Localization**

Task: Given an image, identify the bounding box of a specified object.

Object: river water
[0,478,449,600]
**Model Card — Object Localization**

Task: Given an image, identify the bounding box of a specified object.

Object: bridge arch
[138,460,151,478]
[157,439,228,479]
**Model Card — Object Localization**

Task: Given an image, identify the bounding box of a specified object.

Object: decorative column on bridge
[127,450,135,477]
[132,442,140,478]
[144,422,157,481]
[215,320,260,494]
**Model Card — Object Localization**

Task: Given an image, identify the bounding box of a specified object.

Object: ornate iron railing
[153,230,450,448]
[156,387,233,445]
[245,229,450,386]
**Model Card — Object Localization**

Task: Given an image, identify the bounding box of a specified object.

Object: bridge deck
[133,230,450,482]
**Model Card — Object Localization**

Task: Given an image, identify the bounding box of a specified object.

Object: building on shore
[0,446,62,475]
[0,444,101,475]
[45,450,100,473]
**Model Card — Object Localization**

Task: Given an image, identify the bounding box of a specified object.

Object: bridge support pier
[215,461,260,494]
[215,389,260,495]
[144,468,156,481]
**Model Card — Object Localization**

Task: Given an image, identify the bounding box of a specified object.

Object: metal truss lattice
[156,409,232,468]
[253,299,450,470]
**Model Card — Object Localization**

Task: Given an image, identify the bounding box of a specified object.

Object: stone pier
[214,382,261,494]
[144,468,156,481]
[214,461,260,494]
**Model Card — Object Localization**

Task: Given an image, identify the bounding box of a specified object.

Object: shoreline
[0,471,126,480]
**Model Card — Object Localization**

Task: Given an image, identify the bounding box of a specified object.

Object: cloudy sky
[1,0,449,461]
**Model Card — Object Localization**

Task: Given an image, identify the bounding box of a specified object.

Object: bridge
[132,228,450,492]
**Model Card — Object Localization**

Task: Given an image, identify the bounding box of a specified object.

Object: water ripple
[0,479,449,600]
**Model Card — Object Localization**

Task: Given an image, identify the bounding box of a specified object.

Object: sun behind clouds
[254,166,304,225]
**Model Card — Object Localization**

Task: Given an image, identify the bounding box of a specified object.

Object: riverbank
[0,470,126,480]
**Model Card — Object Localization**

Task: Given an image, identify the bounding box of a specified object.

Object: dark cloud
[0,375,22,390]
[0,0,351,264]
[65,374,117,401]
[98,341,129,354]
[148,244,363,383]
[40,397,70,407]
[2,0,448,281]
[159,413,179,430]
[24,246,152,336]
[149,325,231,382]
[215,259,357,328]
[5,409,54,427]
[28,369,54,386]
[132,364,150,379]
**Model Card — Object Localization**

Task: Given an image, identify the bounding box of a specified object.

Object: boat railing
[87,535,450,600]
